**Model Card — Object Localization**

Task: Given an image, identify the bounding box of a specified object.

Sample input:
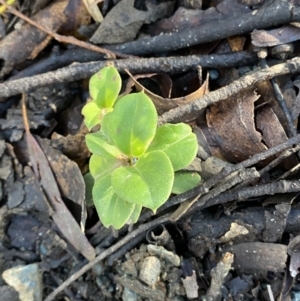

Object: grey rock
[2,263,42,301]
[139,256,161,286]
[122,287,137,301]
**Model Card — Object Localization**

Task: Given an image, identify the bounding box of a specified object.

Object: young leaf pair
[82,66,200,229]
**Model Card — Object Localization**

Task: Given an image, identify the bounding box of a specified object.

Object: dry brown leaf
[22,94,96,260]
[227,35,246,52]
[256,105,288,146]
[91,0,146,44]
[51,127,90,172]
[0,0,69,78]
[125,73,173,99]
[38,139,87,232]
[149,74,173,98]
[90,0,175,44]
[37,137,87,225]
[127,70,209,114]
[251,25,300,47]
[206,88,268,163]
[255,80,294,133]
[256,77,299,145]
[197,123,228,162]
[256,105,298,169]
[149,0,249,36]
[25,133,95,261]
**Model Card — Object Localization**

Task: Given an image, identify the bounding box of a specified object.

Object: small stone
[139,256,161,286]
[2,263,42,301]
[122,287,137,301]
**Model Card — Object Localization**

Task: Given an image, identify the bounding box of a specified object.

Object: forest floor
[1,0,300,301]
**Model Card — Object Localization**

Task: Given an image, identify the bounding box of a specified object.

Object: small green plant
[82,66,200,229]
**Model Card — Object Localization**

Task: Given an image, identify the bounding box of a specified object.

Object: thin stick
[190,179,300,213]
[0,0,132,59]
[0,51,257,98]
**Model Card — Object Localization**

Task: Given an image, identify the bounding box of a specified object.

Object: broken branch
[0,52,257,98]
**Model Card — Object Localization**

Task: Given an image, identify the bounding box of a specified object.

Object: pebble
[2,263,42,301]
[122,287,137,301]
[139,256,161,286]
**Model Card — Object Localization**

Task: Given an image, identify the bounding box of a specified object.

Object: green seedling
[82,66,201,229]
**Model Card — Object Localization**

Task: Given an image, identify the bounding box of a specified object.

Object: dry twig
[105,0,300,55]
[191,178,300,213]
[0,0,130,59]
[9,49,255,80]
[0,52,257,98]
[206,252,234,301]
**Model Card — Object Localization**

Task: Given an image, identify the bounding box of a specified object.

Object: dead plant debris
[1,1,300,301]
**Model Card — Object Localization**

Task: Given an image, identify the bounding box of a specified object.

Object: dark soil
[1,1,300,301]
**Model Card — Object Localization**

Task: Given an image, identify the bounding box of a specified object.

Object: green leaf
[93,174,135,229]
[112,151,174,212]
[102,92,158,157]
[89,66,121,109]
[100,110,113,143]
[127,205,142,224]
[81,102,102,131]
[84,173,94,206]
[148,123,198,171]
[86,131,122,157]
[89,153,121,180]
[172,171,201,194]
